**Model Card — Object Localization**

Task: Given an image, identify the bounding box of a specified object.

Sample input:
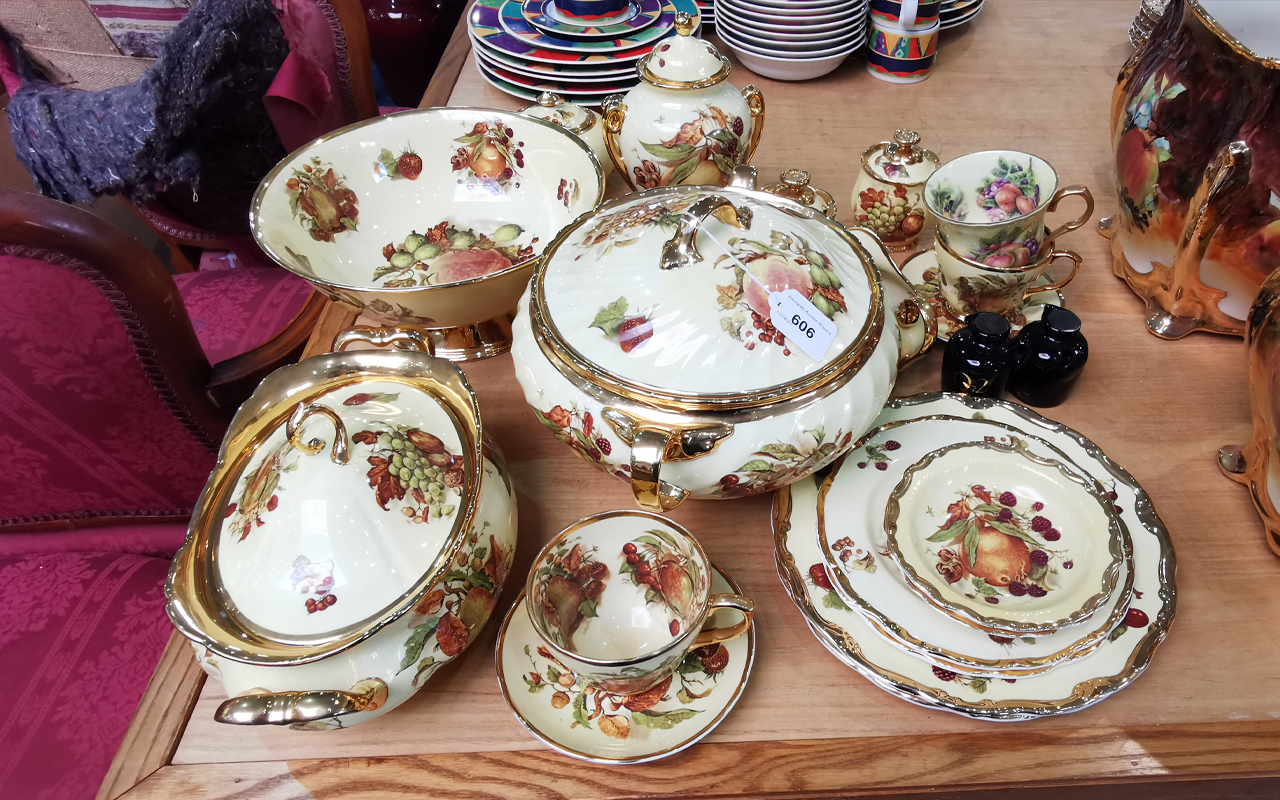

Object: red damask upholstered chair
[0,189,320,800]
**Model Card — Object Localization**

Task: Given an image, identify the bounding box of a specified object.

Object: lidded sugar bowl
[851,129,940,250]
[762,169,838,219]
[521,91,614,178]
[601,12,765,191]
[166,327,517,728]
[510,169,936,512]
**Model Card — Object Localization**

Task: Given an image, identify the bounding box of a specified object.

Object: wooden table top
[102,1,1280,797]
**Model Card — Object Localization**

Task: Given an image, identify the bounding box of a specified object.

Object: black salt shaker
[941,312,1016,398]
[1007,305,1088,407]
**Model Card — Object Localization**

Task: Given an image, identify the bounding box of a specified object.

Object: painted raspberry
[984,595,999,604]
[875,462,888,471]
[396,148,422,180]
[1031,516,1052,532]
[883,440,901,451]
[1007,582,1028,596]
[1030,550,1049,566]
[1043,529,1061,542]
[931,666,958,682]
[857,462,867,469]
[997,508,1013,523]
[1063,561,1073,569]
[809,563,834,591]
[999,491,1017,506]
[1026,584,1047,598]
[1032,501,1044,512]
[596,437,612,456]
[732,117,744,136]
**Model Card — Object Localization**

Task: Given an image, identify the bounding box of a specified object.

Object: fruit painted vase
[522,91,614,178]
[601,12,765,191]
[851,129,940,251]
[1107,0,1280,338]
[250,108,605,361]
[866,18,938,84]
[525,510,753,695]
[510,171,937,512]
[167,327,517,729]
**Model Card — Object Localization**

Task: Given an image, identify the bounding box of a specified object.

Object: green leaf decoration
[706,129,735,145]
[454,133,486,145]
[971,577,998,597]
[1107,625,1129,643]
[524,676,546,693]
[632,708,701,729]
[398,619,439,673]
[412,656,438,687]
[927,516,970,543]
[643,528,683,551]
[444,568,472,586]
[736,459,772,473]
[758,443,801,459]
[1021,637,1037,644]
[720,316,744,339]
[378,149,399,175]
[589,296,628,338]
[973,503,1002,515]
[546,665,562,683]
[467,570,495,592]
[1162,83,1186,100]
[640,141,698,161]
[578,598,598,618]
[822,591,849,611]
[811,425,826,445]
[340,217,357,231]
[288,192,300,216]
[964,522,980,568]
[635,535,663,549]
[667,156,701,187]
[969,677,989,694]
[373,263,403,282]
[572,691,591,728]
[645,587,663,605]
[987,519,1041,548]
[712,152,735,177]
[1028,564,1049,583]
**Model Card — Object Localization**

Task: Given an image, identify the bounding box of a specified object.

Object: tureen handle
[660,195,753,271]
[332,325,432,354]
[600,95,632,191]
[287,402,350,465]
[741,85,765,165]
[601,407,733,513]
[214,678,388,726]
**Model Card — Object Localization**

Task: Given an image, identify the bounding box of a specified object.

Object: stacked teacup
[923,150,1094,323]
[867,0,941,83]
[716,0,869,82]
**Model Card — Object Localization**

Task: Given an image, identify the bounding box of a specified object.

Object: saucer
[469,32,642,74]
[901,248,1061,341]
[819,415,1134,677]
[498,0,694,54]
[884,439,1127,635]
[475,46,639,82]
[524,0,662,39]
[773,393,1173,721]
[476,61,620,104]
[497,564,754,763]
[469,0,663,65]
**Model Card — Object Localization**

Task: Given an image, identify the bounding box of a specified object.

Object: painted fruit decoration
[451,120,524,189]
[976,158,1040,222]
[589,297,654,353]
[285,156,359,243]
[619,528,703,638]
[925,484,1066,604]
[631,106,749,190]
[350,415,465,522]
[375,220,534,288]
[1113,72,1183,232]
[968,230,1040,268]
[856,185,925,245]
[224,440,299,542]
[375,144,423,180]
[531,538,610,651]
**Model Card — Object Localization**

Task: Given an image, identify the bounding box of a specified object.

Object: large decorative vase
[1105,0,1280,338]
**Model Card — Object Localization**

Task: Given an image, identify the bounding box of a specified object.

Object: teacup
[866,18,939,84]
[924,150,1094,259]
[526,510,754,695]
[870,0,942,29]
[935,232,1081,317]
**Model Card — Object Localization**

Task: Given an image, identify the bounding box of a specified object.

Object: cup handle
[1039,185,1095,254]
[691,593,755,648]
[1022,249,1081,298]
[741,85,766,165]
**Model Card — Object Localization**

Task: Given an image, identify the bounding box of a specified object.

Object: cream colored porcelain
[509,171,936,512]
[522,91,615,178]
[525,510,752,694]
[251,108,604,360]
[851,130,939,251]
[167,328,518,728]
[761,169,837,218]
[601,13,764,191]
[934,234,1081,318]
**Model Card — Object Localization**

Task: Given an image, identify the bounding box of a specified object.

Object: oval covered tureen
[167,328,517,728]
[601,12,765,191]
[510,169,936,511]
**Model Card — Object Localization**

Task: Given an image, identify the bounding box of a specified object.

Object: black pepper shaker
[941,312,1016,398]
[1007,305,1088,407]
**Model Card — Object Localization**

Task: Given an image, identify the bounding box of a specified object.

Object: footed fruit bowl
[251,107,605,360]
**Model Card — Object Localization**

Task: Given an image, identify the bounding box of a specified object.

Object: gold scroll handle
[1037,185,1095,256]
[1022,249,1083,300]
[286,402,350,465]
[894,293,937,371]
[333,325,432,354]
[692,593,755,648]
[741,84,765,166]
[215,678,389,725]
[601,407,733,512]
[600,95,631,189]
[660,195,753,271]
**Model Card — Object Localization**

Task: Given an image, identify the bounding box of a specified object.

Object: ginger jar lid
[528,185,885,410]
[637,12,731,89]
[862,130,941,186]
[167,341,484,665]
[521,91,598,137]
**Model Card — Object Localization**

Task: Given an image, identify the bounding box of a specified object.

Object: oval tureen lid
[862,130,941,186]
[521,91,598,137]
[529,185,884,409]
[638,12,731,89]
[168,340,483,665]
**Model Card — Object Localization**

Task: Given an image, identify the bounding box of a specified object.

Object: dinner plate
[719,0,863,18]
[469,0,665,63]
[774,393,1175,720]
[476,60,619,104]
[941,0,983,28]
[716,15,862,50]
[719,22,863,59]
[522,0,662,39]
[819,415,1135,676]
[470,32,643,75]
[474,44,640,81]
[713,10,852,34]
[481,59,640,94]
[715,9,858,40]
[498,0,695,53]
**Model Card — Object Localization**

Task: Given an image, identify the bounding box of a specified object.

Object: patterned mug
[866,18,939,84]
[934,232,1081,317]
[525,510,754,695]
[870,0,942,28]
[925,150,1095,260]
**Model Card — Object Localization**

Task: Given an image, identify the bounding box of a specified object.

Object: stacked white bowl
[715,0,869,81]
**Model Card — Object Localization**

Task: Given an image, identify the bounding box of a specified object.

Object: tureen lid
[168,330,484,665]
[862,130,941,186]
[529,185,884,410]
[637,12,731,89]
[521,91,598,137]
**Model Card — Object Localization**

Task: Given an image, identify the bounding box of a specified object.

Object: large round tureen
[167,328,517,728]
[511,168,936,511]
[251,108,604,360]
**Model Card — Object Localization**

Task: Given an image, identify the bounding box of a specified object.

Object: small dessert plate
[901,248,1060,341]
[524,0,662,40]
[885,439,1127,635]
[497,564,754,763]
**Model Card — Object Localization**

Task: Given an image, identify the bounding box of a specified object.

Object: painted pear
[959,522,1032,587]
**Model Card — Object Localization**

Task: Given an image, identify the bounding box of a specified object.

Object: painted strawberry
[397,147,422,180]
[618,315,653,352]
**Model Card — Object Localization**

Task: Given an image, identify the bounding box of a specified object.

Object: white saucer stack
[715,0,868,81]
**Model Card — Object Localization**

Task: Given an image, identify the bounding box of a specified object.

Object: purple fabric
[0,252,217,528]
[0,522,189,559]
[0,551,174,800]
[173,266,314,365]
